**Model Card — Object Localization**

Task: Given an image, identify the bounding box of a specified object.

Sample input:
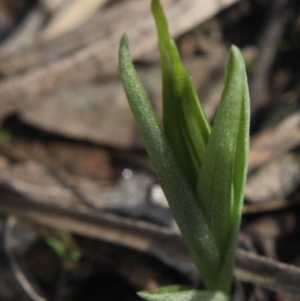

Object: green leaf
[151,0,211,188]
[196,46,250,292]
[119,34,220,288]
[138,285,229,301]
[119,0,250,293]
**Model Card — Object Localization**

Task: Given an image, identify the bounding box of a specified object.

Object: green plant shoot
[119,0,250,299]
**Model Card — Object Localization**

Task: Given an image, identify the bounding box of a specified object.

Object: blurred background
[0,0,300,300]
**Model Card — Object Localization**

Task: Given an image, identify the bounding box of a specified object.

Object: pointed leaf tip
[152,0,211,188]
[120,33,128,46]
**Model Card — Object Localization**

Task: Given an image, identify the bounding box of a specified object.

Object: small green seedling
[119,0,250,300]
[43,229,81,264]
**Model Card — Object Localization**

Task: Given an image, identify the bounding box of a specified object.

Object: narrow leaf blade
[138,286,229,301]
[196,45,250,292]
[119,34,220,288]
[152,0,211,187]
[216,46,250,291]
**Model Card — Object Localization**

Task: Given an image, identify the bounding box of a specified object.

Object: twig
[1,185,300,294]
[2,216,48,301]
[0,0,240,120]
[249,111,300,171]
[236,249,300,295]
[0,7,44,56]
[250,0,293,114]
